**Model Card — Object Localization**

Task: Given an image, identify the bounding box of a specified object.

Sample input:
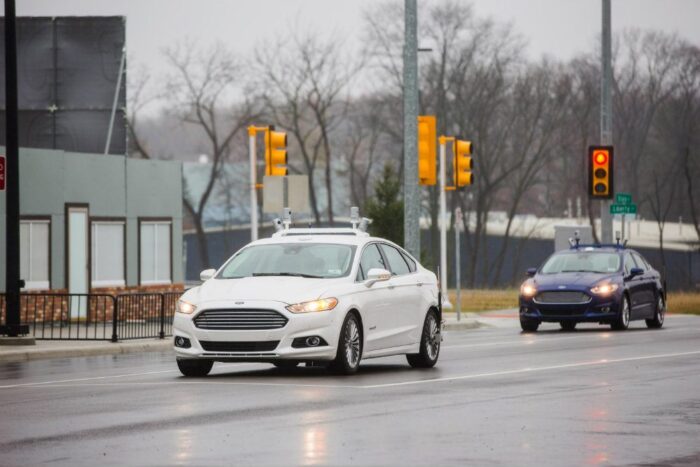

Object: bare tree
[164,41,257,269]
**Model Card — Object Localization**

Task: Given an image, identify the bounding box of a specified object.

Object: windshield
[540,252,621,274]
[217,243,356,279]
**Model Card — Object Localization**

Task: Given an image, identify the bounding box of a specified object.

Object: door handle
[416,282,423,287]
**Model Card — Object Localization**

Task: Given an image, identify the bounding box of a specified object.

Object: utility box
[554,225,593,251]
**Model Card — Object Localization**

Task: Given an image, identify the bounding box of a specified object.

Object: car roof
[250,229,392,248]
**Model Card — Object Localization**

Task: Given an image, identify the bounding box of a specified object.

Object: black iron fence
[0,292,182,341]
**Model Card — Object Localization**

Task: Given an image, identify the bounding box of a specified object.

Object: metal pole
[455,208,462,321]
[439,138,450,307]
[249,128,258,241]
[3,0,22,337]
[403,0,420,257]
[104,46,126,155]
[600,0,613,243]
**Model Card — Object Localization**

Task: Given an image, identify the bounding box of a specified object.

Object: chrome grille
[534,291,591,304]
[193,309,288,330]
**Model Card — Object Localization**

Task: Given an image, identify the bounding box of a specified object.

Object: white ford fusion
[173,227,441,376]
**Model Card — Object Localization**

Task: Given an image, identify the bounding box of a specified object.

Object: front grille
[199,340,280,352]
[193,309,288,330]
[534,291,591,304]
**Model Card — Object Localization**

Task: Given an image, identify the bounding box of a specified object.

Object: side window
[358,244,385,280]
[632,253,648,271]
[379,244,411,276]
[624,254,637,275]
[400,250,417,273]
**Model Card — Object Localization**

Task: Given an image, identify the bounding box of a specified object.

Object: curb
[0,339,172,363]
[443,320,488,331]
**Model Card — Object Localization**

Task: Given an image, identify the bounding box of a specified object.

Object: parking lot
[1,314,700,466]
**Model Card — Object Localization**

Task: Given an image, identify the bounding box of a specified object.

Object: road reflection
[174,428,193,464]
[300,407,329,465]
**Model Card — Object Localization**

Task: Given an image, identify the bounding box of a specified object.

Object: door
[632,252,656,317]
[67,206,89,319]
[623,253,644,318]
[356,243,394,352]
[378,243,422,347]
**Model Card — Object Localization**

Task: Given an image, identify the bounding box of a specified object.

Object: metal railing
[0,291,182,341]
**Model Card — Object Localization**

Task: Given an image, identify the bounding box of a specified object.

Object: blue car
[518,245,666,332]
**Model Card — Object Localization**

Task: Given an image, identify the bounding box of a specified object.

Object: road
[1,315,700,466]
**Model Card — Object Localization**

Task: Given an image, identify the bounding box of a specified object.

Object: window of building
[20,219,50,290]
[91,221,125,287]
[140,221,171,284]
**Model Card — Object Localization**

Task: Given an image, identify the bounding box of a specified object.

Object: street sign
[610,204,637,215]
[0,155,5,191]
[615,193,632,205]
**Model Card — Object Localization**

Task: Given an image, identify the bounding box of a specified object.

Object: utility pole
[403,0,420,257]
[600,0,613,243]
[2,0,27,337]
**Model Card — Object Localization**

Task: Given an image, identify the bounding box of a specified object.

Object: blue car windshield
[540,252,620,274]
[218,243,356,279]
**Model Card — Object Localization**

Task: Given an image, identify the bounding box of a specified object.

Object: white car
[173,227,441,376]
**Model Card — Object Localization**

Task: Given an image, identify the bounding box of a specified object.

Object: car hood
[188,276,344,305]
[534,272,619,289]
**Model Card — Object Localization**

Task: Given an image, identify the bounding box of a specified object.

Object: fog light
[520,307,528,314]
[174,336,191,348]
[601,307,610,313]
[306,336,321,347]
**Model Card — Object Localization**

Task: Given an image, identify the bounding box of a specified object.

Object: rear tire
[646,294,665,329]
[272,361,299,369]
[329,312,362,375]
[177,358,213,377]
[407,310,440,368]
[560,321,577,331]
[611,295,630,331]
[520,317,540,332]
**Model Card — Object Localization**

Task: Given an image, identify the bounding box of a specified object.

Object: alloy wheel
[344,318,361,368]
[622,298,630,327]
[425,314,440,361]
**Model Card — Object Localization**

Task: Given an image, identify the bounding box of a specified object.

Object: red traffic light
[594,151,608,165]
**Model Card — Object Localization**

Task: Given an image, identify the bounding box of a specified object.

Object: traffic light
[417,115,436,186]
[265,127,288,176]
[454,139,473,186]
[588,146,614,198]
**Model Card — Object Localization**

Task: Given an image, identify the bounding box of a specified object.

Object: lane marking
[361,349,700,389]
[12,380,361,390]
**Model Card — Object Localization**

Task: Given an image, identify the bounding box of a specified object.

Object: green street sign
[615,193,632,205]
[610,204,637,215]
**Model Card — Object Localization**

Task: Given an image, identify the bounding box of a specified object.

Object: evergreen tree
[365,163,404,245]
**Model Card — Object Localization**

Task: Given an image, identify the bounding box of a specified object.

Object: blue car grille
[534,291,591,305]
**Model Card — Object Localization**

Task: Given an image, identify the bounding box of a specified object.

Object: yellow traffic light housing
[417,115,437,186]
[265,128,288,176]
[588,146,613,199]
[454,139,473,187]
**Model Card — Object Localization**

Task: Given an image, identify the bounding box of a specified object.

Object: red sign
[0,155,5,191]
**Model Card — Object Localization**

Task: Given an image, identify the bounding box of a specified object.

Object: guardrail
[0,292,182,341]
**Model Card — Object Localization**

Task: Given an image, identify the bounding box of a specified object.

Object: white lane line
[13,380,361,390]
[442,326,693,350]
[361,349,700,389]
[0,364,254,389]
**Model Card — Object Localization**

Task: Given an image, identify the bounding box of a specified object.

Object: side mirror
[629,267,644,278]
[526,268,537,277]
[364,268,391,288]
[200,269,216,282]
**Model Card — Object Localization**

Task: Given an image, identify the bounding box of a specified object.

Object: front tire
[177,358,213,377]
[611,295,631,331]
[407,310,440,368]
[329,312,362,375]
[646,294,665,329]
[520,317,540,332]
[560,321,577,331]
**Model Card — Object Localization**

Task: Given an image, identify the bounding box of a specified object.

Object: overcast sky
[17,0,700,82]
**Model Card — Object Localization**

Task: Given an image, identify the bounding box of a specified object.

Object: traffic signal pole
[403,0,420,258]
[248,127,258,241]
[438,137,451,308]
[599,0,613,243]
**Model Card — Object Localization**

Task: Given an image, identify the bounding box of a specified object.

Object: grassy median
[446,288,700,315]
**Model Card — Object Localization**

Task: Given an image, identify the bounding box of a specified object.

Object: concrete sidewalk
[443,308,519,331]
[0,338,172,363]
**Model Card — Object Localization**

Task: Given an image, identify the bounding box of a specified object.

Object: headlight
[590,283,619,295]
[177,300,197,314]
[286,298,338,313]
[520,283,537,298]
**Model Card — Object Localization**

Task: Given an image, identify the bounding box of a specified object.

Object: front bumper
[172,300,342,362]
[519,291,621,323]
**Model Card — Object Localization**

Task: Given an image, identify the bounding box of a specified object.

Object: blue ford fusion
[519,245,666,332]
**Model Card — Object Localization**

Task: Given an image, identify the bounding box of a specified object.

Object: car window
[380,244,411,276]
[540,252,620,274]
[218,243,355,279]
[400,250,417,272]
[632,252,648,271]
[624,254,638,275]
[358,244,385,281]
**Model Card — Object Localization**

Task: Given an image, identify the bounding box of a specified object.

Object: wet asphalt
[1,315,700,466]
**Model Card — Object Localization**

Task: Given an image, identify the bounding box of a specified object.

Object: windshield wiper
[561,270,592,273]
[252,272,324,279]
